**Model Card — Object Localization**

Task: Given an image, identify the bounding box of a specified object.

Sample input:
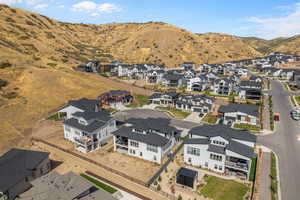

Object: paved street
[258,80,300,200]
[114,109,200,129]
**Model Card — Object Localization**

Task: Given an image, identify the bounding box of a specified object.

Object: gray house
[0,149,51,200]
[18,171,118,200]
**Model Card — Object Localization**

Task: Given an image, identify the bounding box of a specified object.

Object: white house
[184,124,256,180]
[218,103,260,126]
[187,76,209,92]
[111,118,181,164]
[58,98,101,119]
[63,110,117,153]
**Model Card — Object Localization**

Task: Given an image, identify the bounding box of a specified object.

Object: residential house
[18,171,118,200]
[181,62,196,71]
[238,81,262,100]
[149,92,179,107]
[146,70,165,84]
[187,76,209,92]
[0,149,51,200]
[161,73,185,88]
[212,78,234,96]
[175,94,213,115]
[63,110,117,153]
[58,98,101,119]
[218,103,260,126]
[184,124,257,179]
[112,118,181,164]
[98,90,133,107]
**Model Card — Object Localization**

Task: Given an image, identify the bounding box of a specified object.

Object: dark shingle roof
[184,138,210,145]
[240,81,262,88]
[177,167,198,179]
[189,124,256,143]
[72,110,111,122]
[68,98,100,112]
[112,126,170,146]
[207,144,226,155]
[64,118,106,133]
[219,103,259,117]
[227,140,256,158]
[0,148,49,192]
[126,118,180,135]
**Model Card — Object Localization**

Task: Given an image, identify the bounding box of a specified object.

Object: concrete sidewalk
[259,152,271,200]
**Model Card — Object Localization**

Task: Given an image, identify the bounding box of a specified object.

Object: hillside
[241,36,300,55]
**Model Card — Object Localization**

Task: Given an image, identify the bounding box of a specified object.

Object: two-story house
[212,78,234,96]
[149,92,179,107]
[184,125,257,180]
[218,103,260,126]
[175,94,213,115]
[111,118,181,164]
[63,110,117,153]
[187,76,209,92]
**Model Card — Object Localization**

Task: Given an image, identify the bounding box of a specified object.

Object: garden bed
[80,173,118,194]
[234,123,261,132]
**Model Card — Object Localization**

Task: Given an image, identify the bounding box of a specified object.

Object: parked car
[274,113,280,121]
[291,110,300,121]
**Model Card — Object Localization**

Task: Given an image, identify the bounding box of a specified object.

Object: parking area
[32,120,161,183]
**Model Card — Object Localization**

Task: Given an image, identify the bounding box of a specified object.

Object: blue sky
[2,0,300,39]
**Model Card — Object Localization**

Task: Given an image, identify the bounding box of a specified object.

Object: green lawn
[294,96,300,104]
[125,94,149,108]
[47,113,61,121]
[234,123,261,132]
[249,157,257,181]
[155,106,191,119]
[80,173,117,194]
[202,113,218,124]
[105,108,117,114]
[199,175,249,200]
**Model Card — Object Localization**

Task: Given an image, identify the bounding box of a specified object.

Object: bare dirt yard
[31,120,160,183]
[154,148,208,200]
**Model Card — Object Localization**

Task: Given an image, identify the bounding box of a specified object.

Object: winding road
[258,80,300,200]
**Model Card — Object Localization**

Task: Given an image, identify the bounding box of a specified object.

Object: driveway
[258,80,300,200]
[114,109,200,129]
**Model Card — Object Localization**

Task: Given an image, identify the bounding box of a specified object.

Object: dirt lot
[156,149,208,200]
[32,120,160,183]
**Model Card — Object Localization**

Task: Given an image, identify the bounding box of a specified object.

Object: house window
[130,141,139,147]
[214,164,218,169]
[205,162,208,167]
[219,166,223,171]
[140,152,143,157]
[237,115,242,120]
[153,155,157,161]
[75,130,81,136]
[130,149,136,154]
[147,144,158,153]
[210,153,222,161]
[187,146,200,156]
[65,126,71,132]
[188,158,191,163]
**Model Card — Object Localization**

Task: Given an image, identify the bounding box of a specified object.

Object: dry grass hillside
[241,36,300,55]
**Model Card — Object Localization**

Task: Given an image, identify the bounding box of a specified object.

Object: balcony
[74,136,92,146]
[116,139,128,148]
[225,161,249,171]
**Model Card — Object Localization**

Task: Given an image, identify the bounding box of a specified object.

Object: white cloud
[72,1,121,16]
[98,3,121,13]
[34,3,48,9]
[246,2,300,39]
[0,0,22,4]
